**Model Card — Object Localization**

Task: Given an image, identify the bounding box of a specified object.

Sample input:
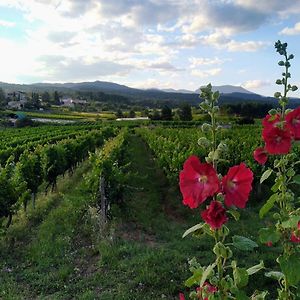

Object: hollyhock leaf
[278,254,300,285]
[246,260,264,276]
[233,266,249,288]
[232,235,258,251]
[281,215,300,229]
[258,228,280,244]
[200,263,216,287]
[260,169,273,184]
[182,223,205,238]
[259,193,278,219]
[271,180,281,192]
[184,268,203,287]
[264,271,284,280]
[292,174,300,185]
[233,290,249,300]
[228,209,240,221]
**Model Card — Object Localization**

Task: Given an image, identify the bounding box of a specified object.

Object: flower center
[198,175,208,183]
[227,180,236,189]
[276,136,282,143]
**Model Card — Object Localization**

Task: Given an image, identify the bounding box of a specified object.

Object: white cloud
[242,80,271,89]
[0,19,15,27]
[189,57,228,68]
[280,22,300,35]
[191,68,222,78]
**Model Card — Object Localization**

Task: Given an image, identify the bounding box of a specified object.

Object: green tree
[0,88,6,109]
[53,91,61,105]
[129,109,136,118]
[178,103,192,121]
[161,105,172,121]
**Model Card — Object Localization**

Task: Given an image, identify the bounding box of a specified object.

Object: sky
[0,0,300,97]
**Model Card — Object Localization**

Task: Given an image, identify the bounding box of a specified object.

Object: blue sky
[0,0,300,97]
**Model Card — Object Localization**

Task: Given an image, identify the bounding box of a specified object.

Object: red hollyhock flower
[290,221,300,243]
[262,125,292,155]
[179,292,185,300]
[201,201,228,229]
[196,282,218,300]
[253,147,268,165]
[266,241,273,247]
[222,163,253,208]
[262,114,280,128]
[179,156,219,209]
[286,107,300,140]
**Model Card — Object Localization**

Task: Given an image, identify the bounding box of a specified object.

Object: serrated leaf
[260,169,273,184]
[264,271,284,280]
[258,227,280,244]
[232,235,258,251]
[246,260,264,275]
[182,223,205,238]
[259,193,278,219]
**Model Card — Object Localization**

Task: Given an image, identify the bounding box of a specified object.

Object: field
[0,122,299,299]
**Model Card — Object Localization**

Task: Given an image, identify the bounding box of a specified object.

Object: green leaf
[258,227,280,244]
[260,169,273,184]
[278,254,300,285]
[184,268,203,287]
[246,260,264,275]
[232,235,258,251]
[182,223,205,238]
[292,174,300,185]
[265,271,284,280]
[228,209,240,221]
[271,180,280,192]
[259,193,278,219]
[233,266,249,288]
[281,215,300,229]
[200,263,216,287]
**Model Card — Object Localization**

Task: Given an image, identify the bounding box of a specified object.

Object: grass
[0,133,280,299]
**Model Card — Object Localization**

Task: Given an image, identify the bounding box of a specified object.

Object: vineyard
[0,119,298,299]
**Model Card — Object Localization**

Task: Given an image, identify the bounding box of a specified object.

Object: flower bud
[268,109,278,115]
[274,92,281,98]
[198,137,211,148]
[291,85,298,91]
[288,54,294,60]
[201,123,212,132]
[278,61,285,66]
[276,79,282,85]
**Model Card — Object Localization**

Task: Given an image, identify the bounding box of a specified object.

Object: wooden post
[100,175,107,222]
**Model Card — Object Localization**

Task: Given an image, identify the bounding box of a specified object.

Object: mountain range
[0,80,299,108]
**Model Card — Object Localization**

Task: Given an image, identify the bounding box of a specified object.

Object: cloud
[47,31,77,45]
[242,80,271,89]
[0,19,15,27]
[280,22,300,35]
[191,68,222,78]
[38,55,133,81]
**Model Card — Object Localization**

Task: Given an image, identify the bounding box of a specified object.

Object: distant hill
[195,85,255,95]
[0,80,299,108]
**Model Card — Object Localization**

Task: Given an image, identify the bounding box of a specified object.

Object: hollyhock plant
[262,125,292,155]
[222,163,254,209]
[286,106,300,140]
[201,200,228,229]
[179,155,219,209]
[253,147,268,165]
[179,84,264,300]
[254,41,300,299]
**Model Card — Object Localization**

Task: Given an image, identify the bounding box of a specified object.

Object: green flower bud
[201,123,212,132]
[288,54,294,60]
[278,61,285,66]
[291,85,298,91]
[285,109,292,114]
[276,79,282,85]
[268,109,278,115]
[274,92,281,98]
[198,137,211,148]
